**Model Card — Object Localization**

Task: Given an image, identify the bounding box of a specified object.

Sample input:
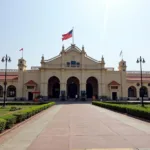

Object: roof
[0,75,18,80]
[25,80,37,85]
[108,80,120,86]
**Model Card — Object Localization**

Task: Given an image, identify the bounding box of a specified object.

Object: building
[0,44,150,101]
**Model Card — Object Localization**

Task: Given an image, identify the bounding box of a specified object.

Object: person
[75,94,78,100]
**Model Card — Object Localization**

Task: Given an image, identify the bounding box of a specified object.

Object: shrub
[0,102,55,132]
[1,115,17,129]
[13,102,55,123]
[9,106,22,111]
[0,118,6,133]
[92,101,150,121]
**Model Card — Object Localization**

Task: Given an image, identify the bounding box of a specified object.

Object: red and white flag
[62,29,73,41]
[19,48,23,51]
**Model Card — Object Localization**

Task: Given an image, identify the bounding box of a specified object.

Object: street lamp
[136,56,145,107]
[1,55,11,107]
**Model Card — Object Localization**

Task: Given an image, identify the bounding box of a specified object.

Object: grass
[0,105,38,117]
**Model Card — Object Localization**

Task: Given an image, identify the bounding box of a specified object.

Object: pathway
[0,103,150,150]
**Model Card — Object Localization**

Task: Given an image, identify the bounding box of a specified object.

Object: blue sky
[0,0,150,71]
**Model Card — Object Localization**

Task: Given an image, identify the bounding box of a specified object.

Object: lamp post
[1,55,11,107]
[136,56,145,107]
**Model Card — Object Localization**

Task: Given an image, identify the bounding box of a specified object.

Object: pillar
[137,87,140,99]
[98,83,101,98]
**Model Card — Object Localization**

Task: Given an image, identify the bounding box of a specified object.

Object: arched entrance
[48,76,60,98]
[0,85,3,97]
[128,86,137,97]
[7,85,16,97]
[67,77,79,98]
[140,86,148,97]
[86,77,98,98]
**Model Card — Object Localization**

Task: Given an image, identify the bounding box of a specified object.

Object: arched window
[0,85,3,97]
[7,85,16,97]
[140,86,148,97]
[128,86,137,97]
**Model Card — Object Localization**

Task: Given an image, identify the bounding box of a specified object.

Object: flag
[62,29,73,41]
[119,50,122,57]
[19,48,23,51]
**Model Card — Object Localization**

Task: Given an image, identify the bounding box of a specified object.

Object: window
[0,85,3,97]
[71,61,76,67]
[111,86,118,89]
[27,86,34,89]
[7,85,16,97]
[66,61,80,67]
[77,62,80,67]
[66,62,70,67]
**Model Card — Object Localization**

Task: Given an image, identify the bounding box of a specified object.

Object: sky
[0,0,150,71]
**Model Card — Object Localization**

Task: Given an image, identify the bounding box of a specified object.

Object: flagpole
[22,50,23,59]
[72,27,74,44]
[121,50,123,60]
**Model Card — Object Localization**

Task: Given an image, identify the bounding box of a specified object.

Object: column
[148,89,150,98]
[102,83,105,96]
[40,83,44,96]
[98,83,101,98]
[137,87,140,99]
[80,83,86,91]
[43,83,48,99]
[60,82,66,99]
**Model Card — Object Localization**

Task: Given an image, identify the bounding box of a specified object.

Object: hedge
[0,118,6,133]
[0,102,49,106]
[1,115,17,129]
[13,102,56,123]
[0,102,55,133]
[92,101,150,121]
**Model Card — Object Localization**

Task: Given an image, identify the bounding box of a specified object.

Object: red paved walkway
[0,103,150,150]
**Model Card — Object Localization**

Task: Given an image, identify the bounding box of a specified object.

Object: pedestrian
[75,94,78,100]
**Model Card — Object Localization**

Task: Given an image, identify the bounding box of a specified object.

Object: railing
[43,64,104,69]
[106,67,114,71]
[0,69,18,72]
[26,70,39,72]
[127,71,150,74]
[31,66,40,70]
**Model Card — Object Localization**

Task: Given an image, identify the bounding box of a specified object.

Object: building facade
[0,44,150,101]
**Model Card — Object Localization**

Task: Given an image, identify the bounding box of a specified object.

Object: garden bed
[92,101,150,121]
[0,102,55,133]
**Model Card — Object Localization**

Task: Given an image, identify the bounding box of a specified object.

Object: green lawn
[0,105,37,117]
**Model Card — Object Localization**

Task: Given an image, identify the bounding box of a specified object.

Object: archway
[128,86,137,97]
[7,85,16,97]
[86,77,98,98]
[140,86,148,97]
[0,85,3,97]
[67,77,79,98]
[48,76,60,98]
